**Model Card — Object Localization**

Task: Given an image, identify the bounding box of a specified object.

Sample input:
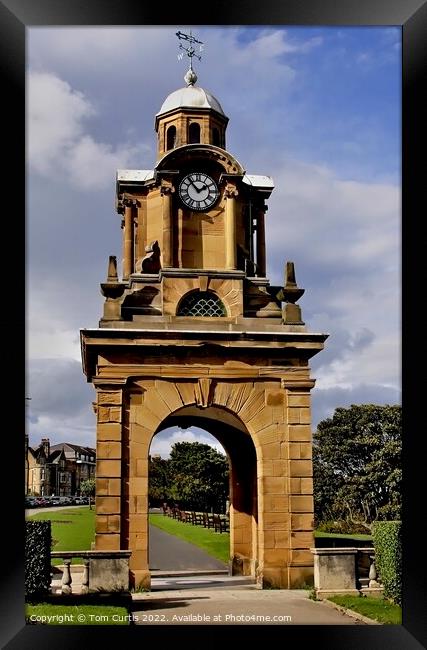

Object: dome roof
[157,85,226,117]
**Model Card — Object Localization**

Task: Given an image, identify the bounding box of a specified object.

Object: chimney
[41,438,50,458]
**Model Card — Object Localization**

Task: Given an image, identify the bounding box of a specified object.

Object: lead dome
[157,85,226,117]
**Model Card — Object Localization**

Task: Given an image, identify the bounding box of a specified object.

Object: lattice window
[177,291,226,317]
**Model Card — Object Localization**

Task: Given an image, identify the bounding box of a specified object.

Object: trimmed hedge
[25,520,52,598]
[372,520,402,605]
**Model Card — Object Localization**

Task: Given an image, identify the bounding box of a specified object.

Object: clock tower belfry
[81,31,327,590]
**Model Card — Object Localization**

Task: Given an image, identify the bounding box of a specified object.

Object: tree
[313,404,401,530]
[158,441,229,512]
[169,442,229,512]
[148,456,170,506]
[80,478,96,510]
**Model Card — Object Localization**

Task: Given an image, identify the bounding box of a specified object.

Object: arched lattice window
[212,127,220,147]
[177,291,226,317]
[189,122,201,144]
[166,125,176,150]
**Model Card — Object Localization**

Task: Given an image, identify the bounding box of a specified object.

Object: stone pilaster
[122,201,134,280]
[225,184,238,270]
[94,388,123,551]
[285,382,315,588]
[127,390,151,589]
[256,206,266,277]
[161,183,175,268]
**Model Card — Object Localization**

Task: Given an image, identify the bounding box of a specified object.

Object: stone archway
[93,374,316,590]
[148,406,258,578]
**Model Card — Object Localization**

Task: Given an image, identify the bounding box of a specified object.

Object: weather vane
[176,30,204,84]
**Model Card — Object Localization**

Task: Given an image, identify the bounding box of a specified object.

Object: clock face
[179,172,219,211]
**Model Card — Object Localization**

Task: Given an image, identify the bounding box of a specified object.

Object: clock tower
[81,32,327,590]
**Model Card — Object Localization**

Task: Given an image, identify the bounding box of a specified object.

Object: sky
[26,26,401,459]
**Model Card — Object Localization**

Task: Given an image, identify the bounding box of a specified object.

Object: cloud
[311,383,401,428]
[28,71,149,190]
[27,358,96,448]
[28,71,94,175]
[235,30,323,59]
[264,157,400,395]
[150,427,226,459]
[66,135,147,191]
[28,275,104,362]
[267,159,399,268]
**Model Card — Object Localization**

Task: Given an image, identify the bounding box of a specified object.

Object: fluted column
[225,184,238,270]
[256,205,266,277]
[122,201,134,280]
[161,183,175,268]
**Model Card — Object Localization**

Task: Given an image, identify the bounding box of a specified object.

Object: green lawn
[150,513,229,563]
[27,507,95,564]
[26,602,129,625]
[315,531,373,541]
[328,595,402,624]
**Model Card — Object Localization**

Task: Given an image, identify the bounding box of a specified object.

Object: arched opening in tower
[166,125,176,151]
[147,406,258,577]
[188,122,201,144]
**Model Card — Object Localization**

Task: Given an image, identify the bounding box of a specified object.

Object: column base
[230,555,255,577]
[130,570,151,591]
[256,565,314,589]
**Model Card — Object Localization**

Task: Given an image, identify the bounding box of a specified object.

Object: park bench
[192,511,204,525]
[213,514,229,533]
[203,512,214,529]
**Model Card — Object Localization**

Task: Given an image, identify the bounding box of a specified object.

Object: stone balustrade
[51,550,132,595]
[310,547,383,599]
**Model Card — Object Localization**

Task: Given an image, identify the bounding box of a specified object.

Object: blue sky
[26,26,401,458]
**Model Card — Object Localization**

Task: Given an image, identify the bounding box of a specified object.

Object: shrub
[372,520,402,605]
[317,520,371,535]
[25,520,52,599]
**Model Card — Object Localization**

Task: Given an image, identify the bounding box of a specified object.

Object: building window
[177,291,226,317]
[212,127,220,146]
[188,122,200,144]
[166,125,176,150]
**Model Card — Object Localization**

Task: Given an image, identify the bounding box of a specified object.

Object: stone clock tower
[81,32,327,590]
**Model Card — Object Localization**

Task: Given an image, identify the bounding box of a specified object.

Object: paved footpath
[139,524,364,626]
[149,524,227,571]
[131,587,364,626]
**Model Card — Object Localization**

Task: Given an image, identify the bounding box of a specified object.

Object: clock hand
[190,181,207,193]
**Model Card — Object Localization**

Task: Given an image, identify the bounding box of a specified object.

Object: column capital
[123,198,137,208]
[225,183,239,198]
[160,182,175,196]
[118,193,139,211]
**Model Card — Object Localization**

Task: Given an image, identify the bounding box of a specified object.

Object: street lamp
[25,397,31,496]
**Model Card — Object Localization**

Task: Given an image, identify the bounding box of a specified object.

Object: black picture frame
[2,0,425,647]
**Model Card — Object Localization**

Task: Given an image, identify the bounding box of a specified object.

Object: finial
[279,261,305,325]
[184,68,198,86]
[100,255,125,299]
[107,255,118,282]
[176,29,204,85]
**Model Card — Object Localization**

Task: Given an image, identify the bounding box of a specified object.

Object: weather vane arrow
[176,29,204,85]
